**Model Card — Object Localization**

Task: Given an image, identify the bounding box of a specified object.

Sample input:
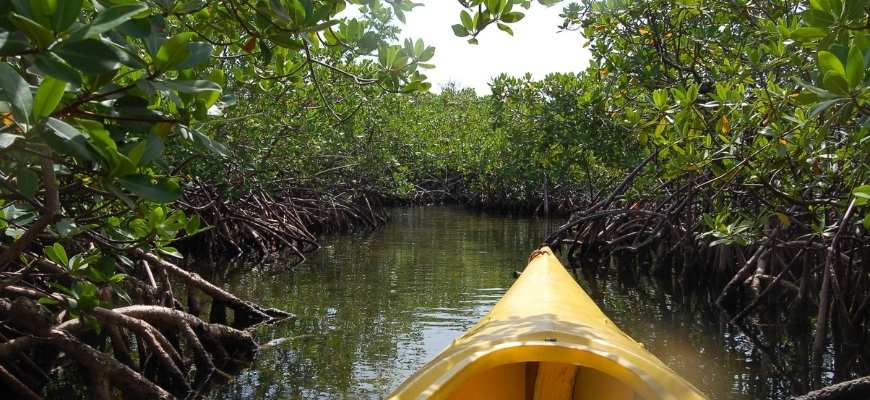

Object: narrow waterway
[212,207,796,399]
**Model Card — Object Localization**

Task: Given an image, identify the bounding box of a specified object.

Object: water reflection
[213,207,547,399]
[211,207,799,400]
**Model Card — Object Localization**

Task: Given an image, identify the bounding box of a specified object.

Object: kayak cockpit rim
[387,247,707,400]
[389,338,667,400]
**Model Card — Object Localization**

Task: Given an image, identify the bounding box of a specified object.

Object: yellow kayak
[388,247,707,400]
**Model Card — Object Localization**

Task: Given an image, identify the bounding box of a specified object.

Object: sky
[389,2,591,95]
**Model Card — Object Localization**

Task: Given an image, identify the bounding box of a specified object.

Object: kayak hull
[387,247,706,400]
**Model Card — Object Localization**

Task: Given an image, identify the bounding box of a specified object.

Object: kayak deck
[388,247,706,400]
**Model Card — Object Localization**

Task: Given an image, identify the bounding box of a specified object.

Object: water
[211,207,801,399]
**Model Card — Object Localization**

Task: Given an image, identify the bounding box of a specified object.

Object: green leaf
[393,6,406,23]
[805,9,835,27]
[117,17,152,38]
[174,42,212,70]
[47,242,68,266]
[186,214,201,234]
[130,134,163,166]
[33,52,82,84]
[75,281,98,310]
[32,76,66,118]
[809,97,845,117]
[501,11,524,23]
[52,0,82,32]
[158,246,182,258]
[818,50,845,77]
[451,24,469,37]
[70,4,148,40]
[175,0,206,13]
[419,46,435,62]
[54,217,91,238]
[497,22,514,36]
[30,0,57,21]
[460,10,473,30]
[85,124,117,154]
[0,31,31,56]
[0,62,33,126]
[846,45,865,88]
[864,214,870,230]
[652,89,668,109]
[809,0,831,12]
[189,128,228,156]
[9,12,54,49]
[126,141,146,166]
[271,33,305,50]
[162,79,221,94]
[109,273,126,284]
[53,39,122,74]
[854,185,870,200]
[822,73,849,95]
[37,296,60,305]
[118,175,182,203]
[791,27,827,41]
[40,117,98,162]
[414,38,424,56]
[155,32,194,71]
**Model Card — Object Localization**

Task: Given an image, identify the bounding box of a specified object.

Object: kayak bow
[388,247,706,400]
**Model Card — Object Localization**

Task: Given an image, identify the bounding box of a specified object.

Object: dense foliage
[541,0,870,394]
[0,0,570,398]
[1,0,869,398]
[0,0,439,398]
[355,73,635,213]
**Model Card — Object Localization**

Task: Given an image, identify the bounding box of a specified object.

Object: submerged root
[545,161,869,394]
[1,299,260,399]
[792,375,870,400]
[177,179,387,269]
[0,245,289,399]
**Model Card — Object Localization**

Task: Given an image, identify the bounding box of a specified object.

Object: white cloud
[397,1,590,95]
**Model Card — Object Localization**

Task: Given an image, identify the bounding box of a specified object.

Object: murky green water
[212,207,796,399]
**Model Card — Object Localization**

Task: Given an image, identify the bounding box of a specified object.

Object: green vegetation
[544,0,870,395]
[341,74,633,213]
[0,0,869,398]
[0,1,439,398]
